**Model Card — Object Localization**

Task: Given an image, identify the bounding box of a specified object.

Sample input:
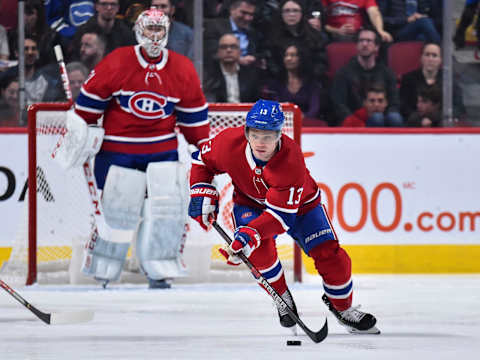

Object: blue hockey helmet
[245,99,285,132]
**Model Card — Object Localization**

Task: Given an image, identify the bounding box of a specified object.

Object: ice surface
[1,275,479,360]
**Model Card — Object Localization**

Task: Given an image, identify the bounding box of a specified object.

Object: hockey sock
[310,240,352,311]
[249,237,288,296]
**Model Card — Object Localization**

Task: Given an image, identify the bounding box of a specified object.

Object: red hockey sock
[250,237,288,296]
[310,240,352,311]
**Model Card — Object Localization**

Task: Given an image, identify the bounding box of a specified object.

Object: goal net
[1,103,302,285]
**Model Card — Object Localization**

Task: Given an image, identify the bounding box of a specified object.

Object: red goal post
[19,102,303,285]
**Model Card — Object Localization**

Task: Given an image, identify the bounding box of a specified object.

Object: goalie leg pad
[102,165,147,230]
[81,232,130,282]
[136,161,188,279]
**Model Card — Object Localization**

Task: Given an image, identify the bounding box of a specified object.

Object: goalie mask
[134,8,170,58]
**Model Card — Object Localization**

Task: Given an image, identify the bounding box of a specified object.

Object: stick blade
[49,310,94,325]
[309,318,328,343]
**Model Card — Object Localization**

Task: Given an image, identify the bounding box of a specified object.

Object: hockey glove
[218,226,261,266]
[188,183,219,230]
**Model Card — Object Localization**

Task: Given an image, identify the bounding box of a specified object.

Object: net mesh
[1,104,298,285]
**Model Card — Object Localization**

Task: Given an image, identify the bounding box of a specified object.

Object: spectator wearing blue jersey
[45,0,94,39]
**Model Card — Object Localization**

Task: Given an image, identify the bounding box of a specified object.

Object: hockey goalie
[54,8,209,288]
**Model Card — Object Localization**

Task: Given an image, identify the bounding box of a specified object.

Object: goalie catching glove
[218,226,261,266]
[52,110,104,169]
[188,183,219,230]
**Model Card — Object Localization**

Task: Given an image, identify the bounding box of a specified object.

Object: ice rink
[1,275,479,360]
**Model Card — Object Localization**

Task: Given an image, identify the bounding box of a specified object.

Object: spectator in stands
[0,75,20,126]
[400,42,466,122]
[406,85,442,127]
[151,0,194,59]
[453,0,480,49]
[341,83,388,126]
[263,42,328,126]
[322,0,393,42]
[73,0,136,58]
[266,0,329,85]
[203,33,259,102]
[203,0,262,68]
[50,61,90,102]
[377,0,441,43]
[7,1,57,67]
[331,29,402,126]
[79,30,107,71]
[67,62,89,101]
[0,36,60,104]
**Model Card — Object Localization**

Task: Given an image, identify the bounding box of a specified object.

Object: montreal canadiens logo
[128,91,167,119]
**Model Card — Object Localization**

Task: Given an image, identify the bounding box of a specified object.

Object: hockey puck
[286,340,302,346]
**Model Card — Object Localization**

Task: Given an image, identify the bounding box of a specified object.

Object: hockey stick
[54,45,73,104]
[53,44,110,239]
[0,279,94,325]
[212,221,328,344]
[53,45,118,288]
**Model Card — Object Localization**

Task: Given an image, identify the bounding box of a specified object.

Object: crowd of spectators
[0,0,473,128]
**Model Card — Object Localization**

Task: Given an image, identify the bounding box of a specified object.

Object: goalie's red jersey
[75,45,209,154]
[190,127,321,239]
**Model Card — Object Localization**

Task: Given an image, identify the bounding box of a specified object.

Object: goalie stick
[0,279,94,325]
[53,45,112,287]
[212,221,328,344]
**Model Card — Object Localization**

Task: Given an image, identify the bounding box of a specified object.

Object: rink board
[1,129,480,274]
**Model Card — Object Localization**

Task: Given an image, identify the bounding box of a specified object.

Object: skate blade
[347,325,381,335]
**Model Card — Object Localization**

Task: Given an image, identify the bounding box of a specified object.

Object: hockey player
[55,8,209,288]
[188,99,379,334]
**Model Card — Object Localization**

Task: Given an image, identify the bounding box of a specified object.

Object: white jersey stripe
[75,103,104,114]
[265,209,290,231]
[175,103,209,113]
[265,200,299,214]
[104,132,176,143]
[177,119,210,127]
[80,88,112,102]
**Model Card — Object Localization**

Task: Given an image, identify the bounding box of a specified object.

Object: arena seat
[326,42,357,82]
[387,41,424,84]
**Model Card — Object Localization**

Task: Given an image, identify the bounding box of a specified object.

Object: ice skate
[322,294,380,334]
[276,289,298,332]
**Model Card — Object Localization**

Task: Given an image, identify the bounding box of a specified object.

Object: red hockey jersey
[322,0,377,30]
[75,46,209,154]
[190,127,321,239]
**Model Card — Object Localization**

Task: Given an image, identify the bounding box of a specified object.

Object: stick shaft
[54,45,73,103]
[0,278,51,323]
[212,221,328,343]
[1,279,94,324]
